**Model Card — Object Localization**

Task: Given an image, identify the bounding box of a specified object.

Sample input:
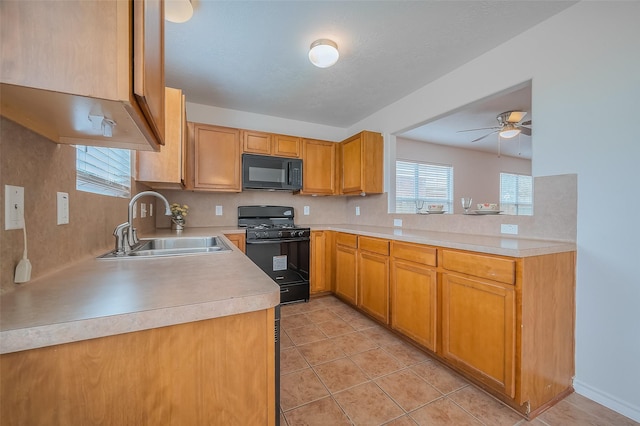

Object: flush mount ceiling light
[309,39,339,68]
[499,123,521,139]
[165,0,193,23]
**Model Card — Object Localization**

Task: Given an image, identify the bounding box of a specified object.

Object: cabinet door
[358,251,389,324]
[133,0,165,144]
[193,124,241,191]
[242,130,271,155]
[272,134,301,158]
[310,231,330,294]
[441,273,516,398]
[341,134,363,194]
[301,139,336,195]
[390,259,437,351]
[335,244,358,306]
[136,87,184,188]
[224,233,246,253]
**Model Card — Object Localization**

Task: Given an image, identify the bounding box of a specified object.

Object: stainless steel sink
[98,236,232,259]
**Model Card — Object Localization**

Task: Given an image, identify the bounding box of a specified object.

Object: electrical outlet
[501,224,518,235]
[57,192,69,225]
[394,218,402,227]
[355,206,360,216]
[140,203,147,218]
[303,206,310,215]
[5,185,24,230]
[216,205,223,216]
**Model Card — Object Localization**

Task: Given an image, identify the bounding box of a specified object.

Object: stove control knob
[278,231,283,238]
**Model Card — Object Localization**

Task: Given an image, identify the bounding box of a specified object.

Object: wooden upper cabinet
[242,131,301,158]
[191,124,242,192]
[133,0,165,144]
[242,130,272,155]
[272,134,301,158]
[135,87,185,189]
[0,0,164,151]
[339,131,383,195]
[300,139,336,195]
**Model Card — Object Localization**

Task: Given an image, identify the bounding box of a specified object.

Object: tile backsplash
[1,117,576,294]
[0,118,154,294]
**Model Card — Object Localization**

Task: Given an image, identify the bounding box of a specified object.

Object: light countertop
[0,224,575,355]
[314,225,576,257]
[0,228,279,354]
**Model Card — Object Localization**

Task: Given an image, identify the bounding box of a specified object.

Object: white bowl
[427,204,444,212]
[477,203,499,211]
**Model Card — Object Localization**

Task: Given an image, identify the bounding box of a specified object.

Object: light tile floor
[280,296,638,426]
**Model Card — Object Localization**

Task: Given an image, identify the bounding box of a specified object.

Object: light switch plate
[303,206,310,215]
[501,224,518,235]
[393,218,402,227]
[57,192,69,225]
[355,206,360,216]
[215,205,223,216]
[5,185,24,230]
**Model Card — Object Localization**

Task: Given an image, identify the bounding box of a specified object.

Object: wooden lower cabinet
[329,235,576,418]
[310,231,332,294]
[441,273,516,397]
[224,232,246,253]
[334,233,358,305]
[357,237,390,324]
[0,309,276,425]
[390,242,437,351]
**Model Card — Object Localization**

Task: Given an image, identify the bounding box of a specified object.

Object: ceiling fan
[458,111,532,143]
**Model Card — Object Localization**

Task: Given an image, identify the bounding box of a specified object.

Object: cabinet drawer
[442,250,515,285]
[391,241,436,266]
[336,233,358,248]
[358,236,389,255]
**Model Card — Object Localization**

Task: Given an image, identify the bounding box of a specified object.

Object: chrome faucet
[112,191,172,255]
[128,191,172,247]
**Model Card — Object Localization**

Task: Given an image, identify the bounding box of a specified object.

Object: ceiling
[165,1,575,156]
[399,83,533,159]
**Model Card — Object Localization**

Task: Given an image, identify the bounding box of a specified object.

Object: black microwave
[242,154,303,191]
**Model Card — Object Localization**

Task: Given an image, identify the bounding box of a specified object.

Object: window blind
[76,145,131,198]
[396,160,454,213]
[500,172,533,216]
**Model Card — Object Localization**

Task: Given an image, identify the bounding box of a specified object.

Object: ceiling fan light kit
[309,39,339,68]
[499,123,521,138]
[459,110,531,143]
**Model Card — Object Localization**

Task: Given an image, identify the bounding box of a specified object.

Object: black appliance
[242,154,303,191]
[239,205,310,304]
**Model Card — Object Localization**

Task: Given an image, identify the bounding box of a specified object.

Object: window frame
[395,159,454,214]
[499,172,533,216]
[75,145,132,198]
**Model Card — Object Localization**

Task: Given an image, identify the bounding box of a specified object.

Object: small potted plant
[170,203,189,231]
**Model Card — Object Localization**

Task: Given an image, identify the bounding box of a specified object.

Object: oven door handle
[246,237,310,244]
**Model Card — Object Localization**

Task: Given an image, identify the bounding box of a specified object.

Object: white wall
[397,137,531,213]
[185,102,348,142]
[348,2,640,421]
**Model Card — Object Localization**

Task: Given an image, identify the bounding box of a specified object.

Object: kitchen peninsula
[0,231,279,425]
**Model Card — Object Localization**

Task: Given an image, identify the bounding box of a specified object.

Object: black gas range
[239,206,310,305]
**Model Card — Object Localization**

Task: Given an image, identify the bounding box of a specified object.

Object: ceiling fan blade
[457,126,500,133]
[506,111,527,123]
[518,125,532,136]
[471,130,498,143]
[520,120,532,126]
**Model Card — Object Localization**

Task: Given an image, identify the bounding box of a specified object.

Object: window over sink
[76,145,131,198]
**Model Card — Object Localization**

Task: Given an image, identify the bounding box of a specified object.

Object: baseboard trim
[574,379,640,422]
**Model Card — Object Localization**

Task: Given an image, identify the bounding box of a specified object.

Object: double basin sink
[99,236,232,259]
